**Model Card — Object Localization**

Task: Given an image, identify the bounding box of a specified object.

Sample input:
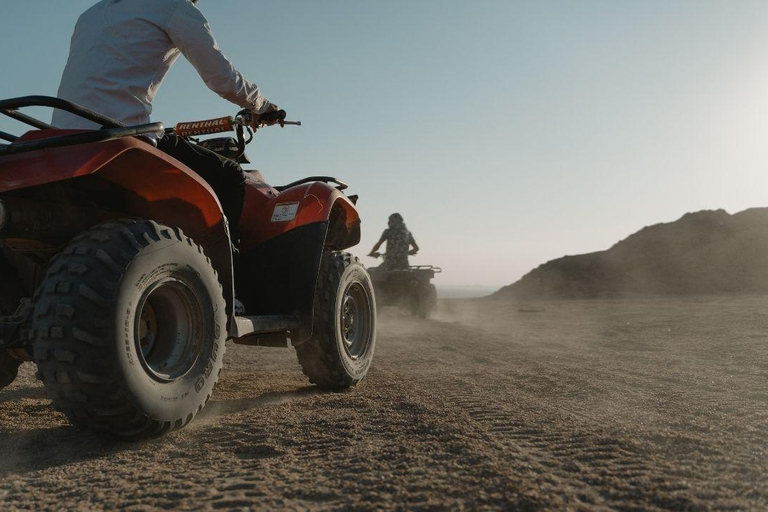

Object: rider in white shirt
[54,0,273,128]
[53,0,279,242]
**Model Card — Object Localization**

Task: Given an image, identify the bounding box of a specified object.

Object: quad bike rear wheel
[296,252,376,389]
[412,283,438,319]
[32,219,226,439]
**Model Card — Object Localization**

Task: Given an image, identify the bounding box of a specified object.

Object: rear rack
[0,95,163,157]
[274,176,349,192]
[409,265,442,272]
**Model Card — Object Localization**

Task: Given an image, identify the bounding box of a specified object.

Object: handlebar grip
[174,116,234,137]
[257,109,287,125]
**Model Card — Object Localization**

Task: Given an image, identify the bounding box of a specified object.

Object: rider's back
[53,0,265,130]
[54,0,186,129]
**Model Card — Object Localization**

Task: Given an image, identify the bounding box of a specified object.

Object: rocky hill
[493,208,768,299]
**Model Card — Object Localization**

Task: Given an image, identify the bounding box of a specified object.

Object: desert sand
[1,297,767,510]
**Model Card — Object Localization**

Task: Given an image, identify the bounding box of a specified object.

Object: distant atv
[0,96,376,439]
[367,253,440,318]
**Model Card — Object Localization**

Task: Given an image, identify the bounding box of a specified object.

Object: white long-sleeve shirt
[53,0,270,129]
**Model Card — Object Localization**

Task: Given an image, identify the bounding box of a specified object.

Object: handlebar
[168,110,301,138]
[256,109,287,126]
[245,109,302,128]
[173,116,234,137]
[368,250,419,259]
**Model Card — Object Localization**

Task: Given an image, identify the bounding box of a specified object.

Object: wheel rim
[135,278,204,382]
[340,281,373,360]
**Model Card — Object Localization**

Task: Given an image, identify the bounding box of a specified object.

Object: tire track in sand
[383,309,754,510]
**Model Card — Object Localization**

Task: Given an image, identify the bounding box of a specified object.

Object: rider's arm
[409,234,419,255]
[369,231,388,255]
[165,2,272,114]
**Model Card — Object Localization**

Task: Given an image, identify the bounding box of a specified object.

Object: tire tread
[32,219,224,439]
[295,251,374,390]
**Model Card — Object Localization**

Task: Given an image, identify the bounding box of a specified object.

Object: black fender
[233,221,329,343]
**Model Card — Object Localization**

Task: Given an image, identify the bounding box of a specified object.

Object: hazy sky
[2,1,768,286]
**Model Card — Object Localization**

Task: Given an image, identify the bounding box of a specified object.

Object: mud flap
[233,221,328,344]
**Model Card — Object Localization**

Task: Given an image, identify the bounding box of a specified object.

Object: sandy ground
[1,296,768,511]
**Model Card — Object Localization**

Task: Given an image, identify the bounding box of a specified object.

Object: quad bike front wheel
[296,252,376,389]
[32,219,227,439]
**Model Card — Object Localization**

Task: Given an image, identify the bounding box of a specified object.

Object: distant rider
[369,213,419,270]
[52,0,281,243]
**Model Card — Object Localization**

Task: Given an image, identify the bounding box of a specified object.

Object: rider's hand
[408,249,418,255]
[250,103,284,129]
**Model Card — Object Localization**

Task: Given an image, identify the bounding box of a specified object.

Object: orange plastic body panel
[1,129,360,253]
[239,175,360,252]
[0,130,225,241]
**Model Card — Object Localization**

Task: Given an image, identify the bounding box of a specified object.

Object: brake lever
[253,119,301,129]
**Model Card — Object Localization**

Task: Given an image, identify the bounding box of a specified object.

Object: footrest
[233,315,299,338]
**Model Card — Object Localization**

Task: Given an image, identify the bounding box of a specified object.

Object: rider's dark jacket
[381,223,416,270]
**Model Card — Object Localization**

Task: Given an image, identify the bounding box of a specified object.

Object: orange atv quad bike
[0,96,376,439]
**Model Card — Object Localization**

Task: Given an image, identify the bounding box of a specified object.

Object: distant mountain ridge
[493,208,768,300]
